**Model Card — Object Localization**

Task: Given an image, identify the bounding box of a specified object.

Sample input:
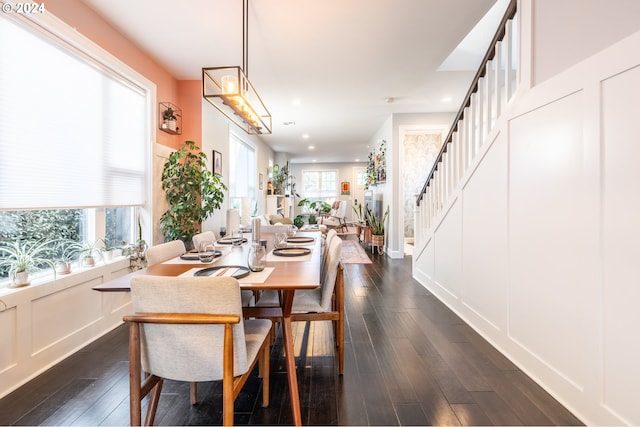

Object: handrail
[417,0,517,206]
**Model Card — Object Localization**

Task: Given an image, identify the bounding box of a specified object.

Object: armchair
[124,275,272,426]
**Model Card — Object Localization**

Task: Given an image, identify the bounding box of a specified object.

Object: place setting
[267,233,313,261]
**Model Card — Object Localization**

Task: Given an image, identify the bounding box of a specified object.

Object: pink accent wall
[177,80,202,145]
[45,0,200,150]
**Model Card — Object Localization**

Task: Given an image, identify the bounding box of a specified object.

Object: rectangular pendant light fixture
[202,66,272,135]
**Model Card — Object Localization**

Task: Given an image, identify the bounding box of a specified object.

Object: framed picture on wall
[341,181,350,195]
[213,150,222,175]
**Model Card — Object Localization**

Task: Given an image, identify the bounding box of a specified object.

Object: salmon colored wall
[45,0,199,150]
[177,80,202,146]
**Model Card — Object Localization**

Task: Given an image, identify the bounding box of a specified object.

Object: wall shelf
[159,102,182,135]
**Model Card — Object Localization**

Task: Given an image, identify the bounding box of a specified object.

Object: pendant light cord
[242,0,248,76]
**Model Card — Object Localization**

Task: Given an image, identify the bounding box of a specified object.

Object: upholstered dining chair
[145,240,186,266]
[192,230,217,250]
[124,275,272,426]
[256,237,344,374]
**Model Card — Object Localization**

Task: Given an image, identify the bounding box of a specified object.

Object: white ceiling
[80,0,506,164]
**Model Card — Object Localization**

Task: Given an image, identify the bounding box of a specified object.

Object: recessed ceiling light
[291,99,301,106]
[312,159,317,163]
[355,158,360,162]
[308,145,315,150]
[302,134,310,139]
[442,96,453,102]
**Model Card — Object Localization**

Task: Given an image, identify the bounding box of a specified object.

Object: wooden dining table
[92,231,322,426]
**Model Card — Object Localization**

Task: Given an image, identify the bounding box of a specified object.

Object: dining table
[92,231,322,426]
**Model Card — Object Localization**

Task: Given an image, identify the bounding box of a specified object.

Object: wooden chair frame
[123,313,270,426]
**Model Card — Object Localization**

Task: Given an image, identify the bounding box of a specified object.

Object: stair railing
[416,0,518,236]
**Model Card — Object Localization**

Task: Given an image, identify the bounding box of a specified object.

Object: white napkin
[178,266,274,283]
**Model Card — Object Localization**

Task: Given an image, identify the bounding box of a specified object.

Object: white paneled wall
[0,260,131,399]
[413,30,640,425]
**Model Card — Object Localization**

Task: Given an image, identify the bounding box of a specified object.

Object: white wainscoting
[0,259,132,399]
[413,30,640,425]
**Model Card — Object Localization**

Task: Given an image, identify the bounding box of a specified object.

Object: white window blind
[228,132,256,198]
[0,14,148,210]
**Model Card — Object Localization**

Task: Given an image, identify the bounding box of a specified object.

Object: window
[0,12,151,284]
[302,170,338,202]
[228,132,256,210]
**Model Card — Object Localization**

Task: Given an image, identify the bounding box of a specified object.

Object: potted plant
[100,238,121,261]
[0,239,56,287]
[162,107,177,132]
[365,205,389,254]
[293,215,305,229]
[160,141,227,249]
[53,239,84,274]
[78,240,104,267]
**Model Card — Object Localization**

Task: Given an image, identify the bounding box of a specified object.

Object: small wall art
[213,150,222,175]
[341,181,351,195]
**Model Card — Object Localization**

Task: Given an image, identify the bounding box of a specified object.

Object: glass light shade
[202,66,272,135]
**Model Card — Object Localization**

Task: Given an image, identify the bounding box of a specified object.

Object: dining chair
[124,275,272,426]
[321,229,338,283]
[145,240,186,266]
[256,237,344,374]
[192,230,217,249]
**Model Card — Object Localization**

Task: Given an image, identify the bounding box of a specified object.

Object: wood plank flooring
[0,248,584,426]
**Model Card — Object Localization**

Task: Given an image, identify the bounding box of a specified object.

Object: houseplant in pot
[160,140,227,249]
[53,239,84,274]
[365,205,389,255]
[78,240,104,267]
[0,239,56,287]
[162,106,178,132]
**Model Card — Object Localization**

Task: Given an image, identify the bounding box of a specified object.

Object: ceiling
[80,0,507,164]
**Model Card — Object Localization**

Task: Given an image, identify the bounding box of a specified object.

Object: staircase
[415,0,518,246]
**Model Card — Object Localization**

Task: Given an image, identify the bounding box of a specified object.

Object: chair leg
[260,339,270,407]
[190,382,198,405]
[145,379,164,426]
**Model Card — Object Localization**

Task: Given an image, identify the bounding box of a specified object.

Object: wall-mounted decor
[259,173,264,190]
[159,102,182,135]
[366,139,386,188]
[341,181,351,195]
[213,150,222,175]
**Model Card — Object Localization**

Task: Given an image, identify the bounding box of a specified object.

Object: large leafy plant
[160,141,227,243]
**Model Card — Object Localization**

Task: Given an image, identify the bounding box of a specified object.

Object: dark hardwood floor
[0,245,583,426]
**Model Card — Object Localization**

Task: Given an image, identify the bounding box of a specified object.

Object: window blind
[0,14,148,210]
[228,132,256,198]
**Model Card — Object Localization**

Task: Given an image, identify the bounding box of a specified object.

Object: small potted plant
[0,240,56,287]
[365,205,389,255]
[100,238,122,261]
[53,239,84,274]
[78,240,104,267]
[162,107,177,132]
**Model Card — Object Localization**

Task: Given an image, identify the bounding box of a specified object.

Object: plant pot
[371,234,384,255]
[162,119,177,132]
[56,261,72,275]
[11,271,30,287]
[82,256,96,267]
